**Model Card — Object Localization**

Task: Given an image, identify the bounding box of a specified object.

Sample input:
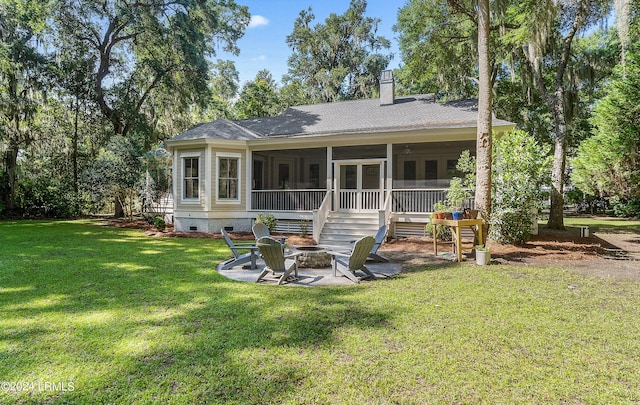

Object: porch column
[246,149,252,212]
[326,146,332,191]
[386,143,393,195]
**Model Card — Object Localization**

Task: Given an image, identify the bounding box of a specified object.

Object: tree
[476,0,492,239]
[205,59,240,120]
[395,0,483,98]
[507,0,611,229]
[54,0,250,138]
[0,0,50,212]
[285,0,392,102]
[395,0,614,230]
[235,70,282,119]
[571,50,640,204]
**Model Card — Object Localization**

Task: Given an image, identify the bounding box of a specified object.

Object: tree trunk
[1,145,19,211]
[547,89,567,229]
[114,195,125,218]
[475,0,492,241]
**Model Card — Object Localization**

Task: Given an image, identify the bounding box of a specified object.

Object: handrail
[379,191,393,228]
[312,190,332,243]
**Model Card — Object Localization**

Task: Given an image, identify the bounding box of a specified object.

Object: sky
[217,0,403,86]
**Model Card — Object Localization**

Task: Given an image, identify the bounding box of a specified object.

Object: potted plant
[475,245,491,265]
[446,178,471,220]
[463,208,479,219]
[432,201,448,220]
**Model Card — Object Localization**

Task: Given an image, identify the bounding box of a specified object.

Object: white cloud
[252,55,267,61]
[248,15,269,28]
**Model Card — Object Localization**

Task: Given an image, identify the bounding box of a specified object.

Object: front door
[336,162,383,212]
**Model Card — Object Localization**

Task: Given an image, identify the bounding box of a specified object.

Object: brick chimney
[380,70,395,106]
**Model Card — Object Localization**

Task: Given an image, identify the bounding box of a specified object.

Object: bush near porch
[1,220,640,404]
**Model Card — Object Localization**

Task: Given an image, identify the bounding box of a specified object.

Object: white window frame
[216,152,242,204]
[180,152,202,204]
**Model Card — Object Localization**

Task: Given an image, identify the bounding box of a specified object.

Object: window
[425,160,438,180]
[183,157,199,199]
[218,155,239,200]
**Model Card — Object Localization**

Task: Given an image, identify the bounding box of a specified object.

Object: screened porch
[249,141,475,214]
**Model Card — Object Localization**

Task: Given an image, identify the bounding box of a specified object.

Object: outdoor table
[432,218,484,263]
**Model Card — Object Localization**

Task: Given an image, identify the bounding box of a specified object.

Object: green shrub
[142,213,156,224]
[489,207,532,245]
[256,212,277,232]
[611,196,640,218]
[153,216,166,231]
[490,130,550,244]
[17,177,85,218]
[299,220,310,236]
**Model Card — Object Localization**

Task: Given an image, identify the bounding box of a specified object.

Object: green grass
[561,216,640,235]
[1,220,640,404]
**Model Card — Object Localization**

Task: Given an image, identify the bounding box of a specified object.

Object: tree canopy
[571,50,640,201]
[285,0,392,102]
[235,70,281,119]
[0,0,50,210]
[53,0,250,138]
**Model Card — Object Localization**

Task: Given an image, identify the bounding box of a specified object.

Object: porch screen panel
[339,165,358,210]
[425,160,438,180]
[403,161,416,180]
[362,164,381,210]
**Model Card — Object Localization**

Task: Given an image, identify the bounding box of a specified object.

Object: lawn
[561,216,640,235]
[1,220,640,404]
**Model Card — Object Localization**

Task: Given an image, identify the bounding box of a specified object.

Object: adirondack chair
[252,222,286,250]
[369,225,389,262]
[219,228,259,270]
[329,236,377,283]
[348,225,389,262]
[255,236,301,285]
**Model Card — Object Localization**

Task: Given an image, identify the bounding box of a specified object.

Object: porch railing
[251,189,327,211]
[251,188,474,213]
[339,190,382,211]
[391,189,475,213]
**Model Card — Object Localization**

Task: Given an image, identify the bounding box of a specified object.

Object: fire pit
[294,246,332,268]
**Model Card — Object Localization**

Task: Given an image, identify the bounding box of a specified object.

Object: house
[165,71,515,244]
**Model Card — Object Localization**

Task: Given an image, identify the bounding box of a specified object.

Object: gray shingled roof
[169,118,261,142]
[168,95,514,142]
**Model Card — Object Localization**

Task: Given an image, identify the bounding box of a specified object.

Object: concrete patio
[216,259,402,286]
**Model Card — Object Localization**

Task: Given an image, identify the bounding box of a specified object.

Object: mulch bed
[110,218,613,261]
